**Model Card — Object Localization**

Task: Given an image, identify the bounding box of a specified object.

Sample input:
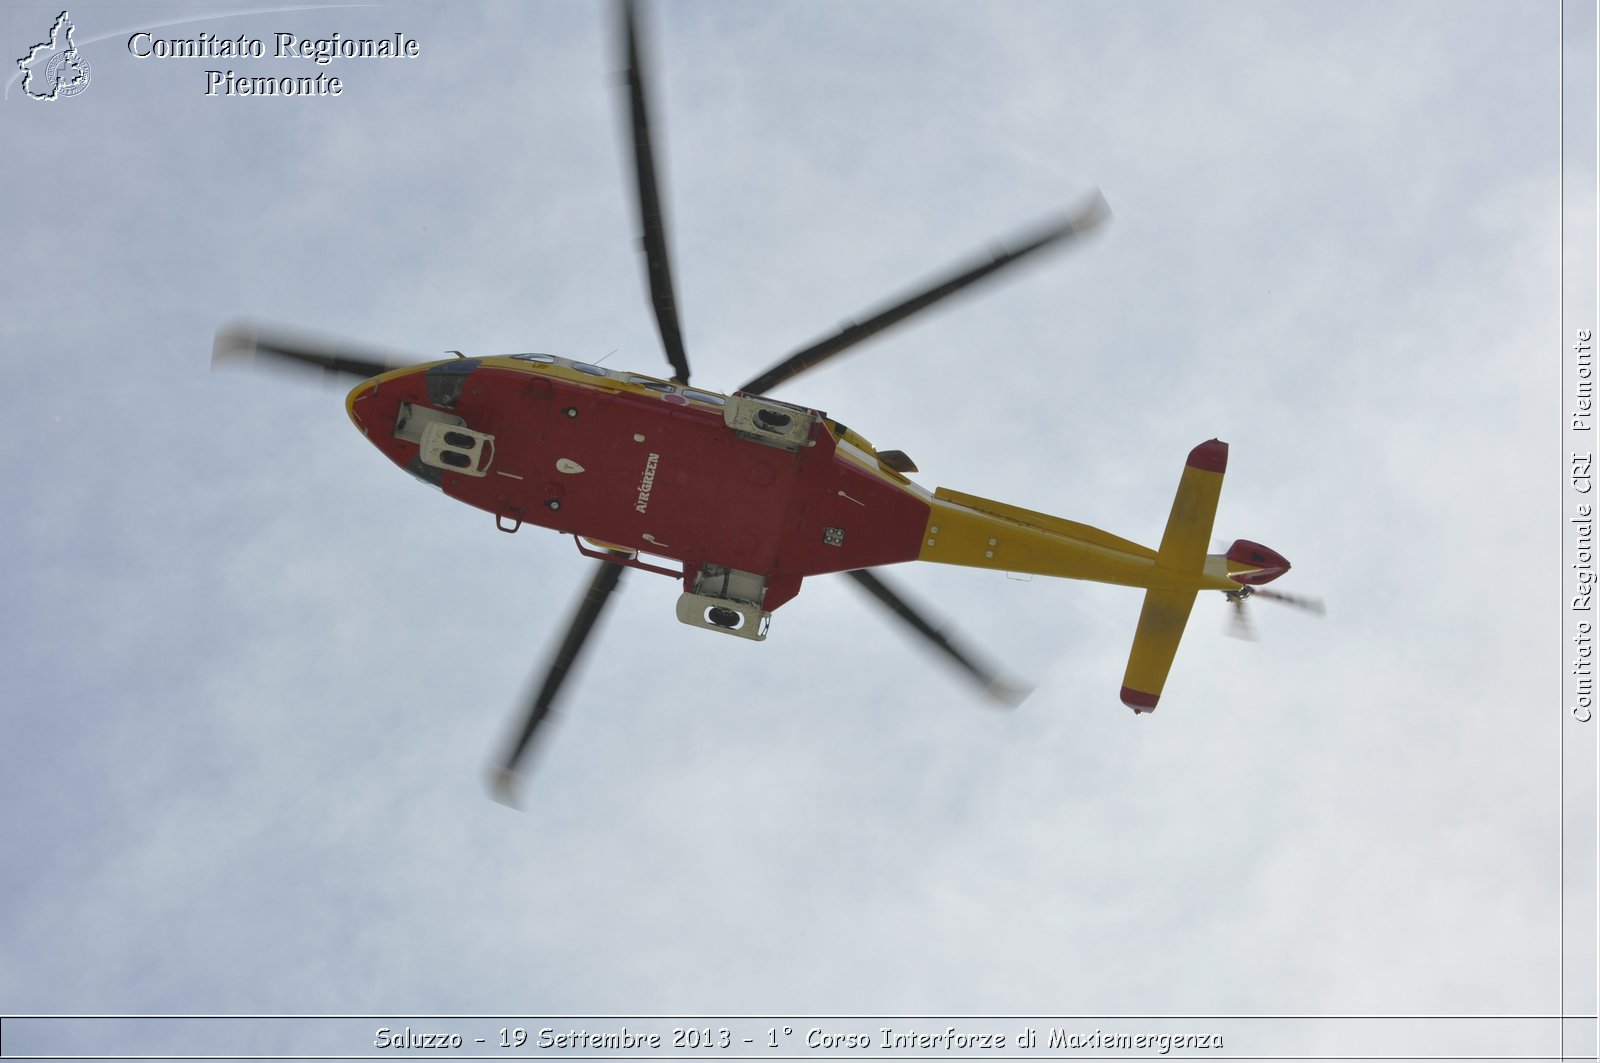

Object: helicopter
[214,1,1320,803]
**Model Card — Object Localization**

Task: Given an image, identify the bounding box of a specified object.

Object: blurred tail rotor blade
[1226,596,1255,641]
[738,191,1110,396]
[844,568,1030,707]
[1224,586,1322,641]
[212,321,416,384]
[1255,589,1326,616]
[620,0,692,384]
[491,558,629,806]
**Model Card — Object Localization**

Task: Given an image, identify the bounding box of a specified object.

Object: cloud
[0,0,1571,1045]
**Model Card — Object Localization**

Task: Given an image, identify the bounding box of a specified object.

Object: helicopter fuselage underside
[345,354,1262,613]
[346,355,929,609]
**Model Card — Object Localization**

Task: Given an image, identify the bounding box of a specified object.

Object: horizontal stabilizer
[1155,439,1227,572]
[1121,588,1199,712]
[1121,440,1227,712]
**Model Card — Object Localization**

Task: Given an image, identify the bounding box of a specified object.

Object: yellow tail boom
[917,437,1250,711]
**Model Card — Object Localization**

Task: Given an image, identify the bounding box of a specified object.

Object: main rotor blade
[212,322,415,383]
[844,568,1029,707]
[738,191,1110,396]
[492,557,628,805]
[620,0,691,384]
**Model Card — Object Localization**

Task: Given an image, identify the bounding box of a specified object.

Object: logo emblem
[17,11,91,101]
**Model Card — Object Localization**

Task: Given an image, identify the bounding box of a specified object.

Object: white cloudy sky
[1,0,1588,1057]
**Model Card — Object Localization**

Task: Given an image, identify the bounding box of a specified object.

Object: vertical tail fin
[1120,440,1227,713]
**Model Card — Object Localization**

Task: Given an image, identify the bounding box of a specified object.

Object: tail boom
[912,438,1288,713]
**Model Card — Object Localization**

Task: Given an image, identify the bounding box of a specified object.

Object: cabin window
[572,362,609,376]
[509,353,557,363]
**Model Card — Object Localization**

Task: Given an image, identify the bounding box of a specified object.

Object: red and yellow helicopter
[215,2,1318,802]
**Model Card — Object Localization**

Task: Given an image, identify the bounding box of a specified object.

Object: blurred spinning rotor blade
[844,569,1030,707]
[491,558,629,806]
[1254,589,1327,615]
[621,0,691,384]
[1226,597,1255,641]
[212,321,416,384]
[1225,588,1324,641]
[738,191,1110,396]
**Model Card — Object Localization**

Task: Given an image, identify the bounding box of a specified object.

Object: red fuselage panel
[348,359,930,581]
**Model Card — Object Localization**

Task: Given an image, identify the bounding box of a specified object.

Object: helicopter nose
[344,373,400,438]
[345,378,378,435]
[1225,539,1290,585]
[343,360,436,432]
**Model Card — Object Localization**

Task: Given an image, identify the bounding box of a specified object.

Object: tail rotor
[1224,585,1325,641]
